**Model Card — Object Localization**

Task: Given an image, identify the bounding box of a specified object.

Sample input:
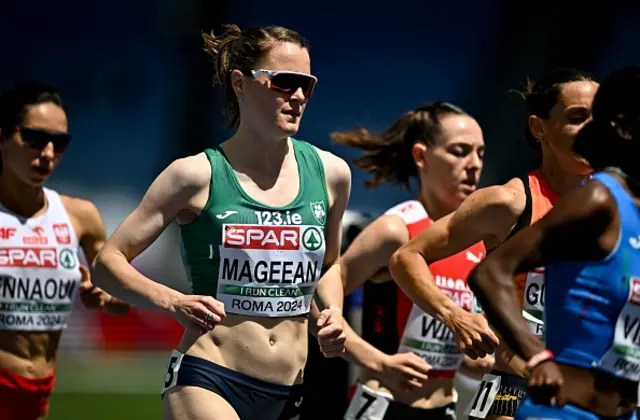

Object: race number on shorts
[344,383,392,420]
[161,350,185,394]
[464,373,501,419]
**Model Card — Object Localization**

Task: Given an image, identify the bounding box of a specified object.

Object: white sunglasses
[248,69,318,98]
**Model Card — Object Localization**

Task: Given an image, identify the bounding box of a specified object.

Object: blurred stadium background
[2,0,640,418]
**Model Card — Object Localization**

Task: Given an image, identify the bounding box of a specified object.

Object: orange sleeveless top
[511,170,560,337]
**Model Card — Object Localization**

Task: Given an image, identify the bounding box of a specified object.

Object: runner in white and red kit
[0,81,128,420]
[325,102,495,420]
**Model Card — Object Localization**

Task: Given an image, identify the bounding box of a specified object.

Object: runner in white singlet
[0,81,128,420]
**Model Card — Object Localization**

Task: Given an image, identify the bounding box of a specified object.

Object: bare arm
[309,214,408,339]
[308,150,351,357]
[320,215,413,371]
[308,297,432,391]
[313,151,352,313]
[332,217,411,370]
[62,196,129,315]
[344,319,432,391]
[389,182,524,356]
[309,300,391,372]
[92,155,207,312]
[62,197,107,265]
[341,321,386,371]
[390,183,522,325]
[468,180,617,361]
[309,201,432,382]
[341,215,409,295]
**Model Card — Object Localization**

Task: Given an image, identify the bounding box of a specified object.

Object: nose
[40,142,55,160]
[468,151,483,172]
[290,86,306,102]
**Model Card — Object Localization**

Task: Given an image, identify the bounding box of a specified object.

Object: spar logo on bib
[302,227,323,251]
[59,249,77,270]
[224,225,300,250]
[629,277,640,306]
[223,225,325,252]
[0,248,57,268]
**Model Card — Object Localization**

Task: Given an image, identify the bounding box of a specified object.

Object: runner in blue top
[467,65,640,419]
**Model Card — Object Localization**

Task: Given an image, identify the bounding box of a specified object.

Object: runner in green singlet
[92,24,350,420]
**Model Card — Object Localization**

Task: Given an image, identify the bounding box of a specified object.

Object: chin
[455,194,470,205]
[447,191,467,205]
[277,123,300,137]
[22,172,50,187]
[27,178,47,188]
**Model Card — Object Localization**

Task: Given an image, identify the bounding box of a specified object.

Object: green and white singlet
[179,138,330,318]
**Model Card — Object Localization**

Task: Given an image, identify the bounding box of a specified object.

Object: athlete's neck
[418,187,458,222]
[223,123,291,176]
[0,171,47,218]
[539,154,589,196]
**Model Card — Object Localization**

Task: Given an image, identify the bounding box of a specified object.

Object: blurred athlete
[389,68,598,419]
[0,81,128,420]
[469,65,640,420]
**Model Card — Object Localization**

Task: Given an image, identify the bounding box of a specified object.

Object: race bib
[216,224,325,318]
[597,277,640,381]
[161,350,185,394]
[464,373,501,419]
[397,304,465,373]
[344,383,392,420]
[522,268,545,338]
[0,247,81,332]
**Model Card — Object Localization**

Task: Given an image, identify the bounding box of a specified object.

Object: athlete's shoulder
[461,177,526,217]
[370,213,411,244]
[449,178,527,246]
[163,152,211,190]
[59,195,100,222]
[524,178,617,259]
[312,146,351,193]
[551,177,614,218]
[582,177,616,202]
[313,146,351,177]
[292,138,350,176]
[59,195,104,239]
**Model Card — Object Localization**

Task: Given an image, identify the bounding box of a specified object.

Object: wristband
[527,349,554,370]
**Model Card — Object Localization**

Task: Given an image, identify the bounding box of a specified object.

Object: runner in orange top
[388,68,598,419]
[509,169,559,337]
